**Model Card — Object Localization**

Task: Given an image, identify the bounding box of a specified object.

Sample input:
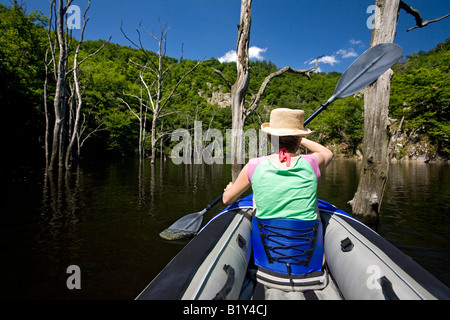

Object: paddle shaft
[206,194,224,211]
[304,99,333,126]
[184,193,223,229]
[168,193,223,232]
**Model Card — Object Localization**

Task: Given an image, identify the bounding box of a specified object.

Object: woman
[222,108,333,210]
[222,108,333,287]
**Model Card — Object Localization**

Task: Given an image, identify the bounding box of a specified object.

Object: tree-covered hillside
[390,39,450,159]
[0,2,448,166]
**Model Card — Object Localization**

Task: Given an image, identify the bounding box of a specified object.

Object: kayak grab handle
[212,264,235,300]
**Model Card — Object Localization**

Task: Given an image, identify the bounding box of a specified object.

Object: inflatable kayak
[136,195,450,300]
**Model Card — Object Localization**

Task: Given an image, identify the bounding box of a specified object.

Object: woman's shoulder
[249,156,267,163]
[247,156,268,182]
[301,153,321,179]
[301,153,318,162]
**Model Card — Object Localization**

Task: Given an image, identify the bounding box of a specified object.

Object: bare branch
[77,36,111,66]
[129,59,157,76]
[146,16,170,56]
[400,1,450,32]
[139,70,155,110]
[122,90,145,105]
[162,62,179,78]
[120,20,142,49]
[119,97,140,119]
[120,20,158,71]
[156,130,176,144]
[407,13,450,31]
[47,0,57,80]
[80,121,106,149]
[180,43,184,61]
[245,58,319,119]
[159,110,191,118]
[64,0,74,11]
[212,68,233,89]
[160,57,207,111]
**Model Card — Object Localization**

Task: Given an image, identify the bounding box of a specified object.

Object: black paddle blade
[159,194,223,240]
[332,43,403,100]
[159,229,196,241]
[159,210,205,240]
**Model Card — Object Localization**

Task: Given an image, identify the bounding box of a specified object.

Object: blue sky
[6,0,450,73]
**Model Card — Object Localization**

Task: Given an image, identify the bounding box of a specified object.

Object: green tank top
[251,156,319,221]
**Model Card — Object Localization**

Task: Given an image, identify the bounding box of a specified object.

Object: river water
[1,158,449,299]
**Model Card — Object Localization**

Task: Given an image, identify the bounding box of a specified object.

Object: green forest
[1,2,449,168]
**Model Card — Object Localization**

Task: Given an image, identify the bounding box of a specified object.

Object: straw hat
[261,108,313,136]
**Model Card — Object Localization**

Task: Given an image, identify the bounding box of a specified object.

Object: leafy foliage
[0,2,47,164]
[0,2,448,162]
[390,38,450,157]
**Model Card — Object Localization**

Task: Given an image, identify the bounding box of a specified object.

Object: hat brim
[261,123,313,136]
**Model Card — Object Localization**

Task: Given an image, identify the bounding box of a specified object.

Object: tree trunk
[49,0,67,170]
[65,70,82,168]
[65,0,92,168]
[214,0,317,180]
[230,0,252,180]
[151,114,158,164]
[349,0,400,217]
[44,50,51,169]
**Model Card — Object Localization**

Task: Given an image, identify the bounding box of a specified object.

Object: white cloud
[309,55,339,66]
[320,55,339,65]
[337,48,358,58]
[218,46,267,63]
[304,39,364,70]
[349,39,363,46]
[249,46,267,60]
[218,50,237,63]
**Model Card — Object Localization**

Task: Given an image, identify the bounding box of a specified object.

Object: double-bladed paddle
[159,42,403,241]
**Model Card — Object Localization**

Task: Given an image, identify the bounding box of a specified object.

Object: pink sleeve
[247,157,266,182]
[302,154,321,180]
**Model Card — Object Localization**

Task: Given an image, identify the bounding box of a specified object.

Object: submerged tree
[349,0,400,218]
[121,20,204,163]
[44,0,109,170]
[64,1,110,168]
[349,0,449,217]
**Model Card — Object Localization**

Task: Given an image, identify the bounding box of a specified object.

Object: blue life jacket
[252,217,324,275]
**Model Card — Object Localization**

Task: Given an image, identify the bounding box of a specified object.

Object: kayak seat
[252,217,324,276]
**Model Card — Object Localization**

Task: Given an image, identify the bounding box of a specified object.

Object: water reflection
[318,159,361,214]
[381,162,450,286]
[32,160,235,299]
[1,159,448,299]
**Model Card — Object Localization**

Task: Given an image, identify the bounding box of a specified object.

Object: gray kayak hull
[136,195,450,300]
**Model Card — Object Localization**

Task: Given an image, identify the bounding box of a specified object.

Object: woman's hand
[224,182,233,192]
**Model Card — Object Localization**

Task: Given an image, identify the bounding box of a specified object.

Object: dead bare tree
[213,0,317,180]
[44,0,109,170]
[119,80,148,160]
[349,0,449,217]
[65,1,110,168]
[43,48,52,169]
[121,20,205,163]
[46,0,72,170]
[349,0,400,218]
